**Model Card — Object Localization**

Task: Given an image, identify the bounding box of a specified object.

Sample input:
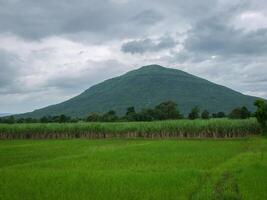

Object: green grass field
[0,137,266,199]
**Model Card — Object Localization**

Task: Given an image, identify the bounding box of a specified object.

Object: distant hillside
[0,113,12,117]
[18,65,260,118]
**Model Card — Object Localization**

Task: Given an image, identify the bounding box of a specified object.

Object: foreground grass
[0,137,266,199]
[0,118,260,139]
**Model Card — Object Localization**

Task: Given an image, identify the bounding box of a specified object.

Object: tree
[135,109,154,121]
[59,114,70,123]
[87,113,102,122]
[51,116,60,123]
[126,107,135,115]
[240,106,251,119]
[217,112,226,118]
[5,116,15,124]
[40,116,48,123]
[201,110,210,119]
[188,106,200,120]
[154,101,180,120]
[102,110,118,122]
[125,107,137,121]
[254,99,267,130]
[229,108,241,119]
[229,107,250,119]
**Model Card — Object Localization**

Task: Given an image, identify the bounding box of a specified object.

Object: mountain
[18,65,260,118]
[0,113,12,117]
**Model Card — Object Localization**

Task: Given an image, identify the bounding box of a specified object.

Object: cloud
[131,9,163,25]
[0,0,267,113]
[121,36,177,54]
[0,0,164,41]
[183,18,267,56]
[0,50,17,87]
[0,50,25,94]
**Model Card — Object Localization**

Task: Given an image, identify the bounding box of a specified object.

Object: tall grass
[0,118,260,139]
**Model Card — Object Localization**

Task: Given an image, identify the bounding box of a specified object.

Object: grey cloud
[0,0,163,40]
[0,50,42,95]
[0,50,20,89]
[0,0,219,41]
[121,36,177,54]
[1,0,267,113]
[44,60,127,92]
[183,17,267,56]
[131,9,163,25]
[0,0,122,39]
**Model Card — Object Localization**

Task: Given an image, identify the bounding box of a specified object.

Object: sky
[0,0,267,114]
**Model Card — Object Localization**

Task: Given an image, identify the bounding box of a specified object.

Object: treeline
[0,100,258,124]
[0,115,80,124]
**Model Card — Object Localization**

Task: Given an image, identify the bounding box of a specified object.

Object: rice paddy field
[0,118,261,139]
[0,137,267,200]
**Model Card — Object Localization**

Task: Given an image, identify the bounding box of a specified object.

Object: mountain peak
[139,64,165,69]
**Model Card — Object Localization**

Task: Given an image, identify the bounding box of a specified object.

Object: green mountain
[19,65,260,118]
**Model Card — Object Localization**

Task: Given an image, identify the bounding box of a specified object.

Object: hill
[0,113,12,117]
[18,65,259,118]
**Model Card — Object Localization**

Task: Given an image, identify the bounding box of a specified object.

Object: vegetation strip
[0,119,260,139]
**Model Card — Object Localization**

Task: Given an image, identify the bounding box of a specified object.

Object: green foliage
[126,106,135,115]
[0,116,15,124]
[188,106,200,120]
[102,110,118,122]
[125,107,137,121]
[40,116,48,123]
[16,65,259,118]
[87,113,102,122]
[254,99,267,130]
[59,115,70,123]
[217,112,226,118]
[153,101,180,120]
[201,110,210,119]
[229,106,251,119]
[212,112,226,118]
[135,109,154,121]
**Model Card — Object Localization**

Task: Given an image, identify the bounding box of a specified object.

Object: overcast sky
[0,0,267,114]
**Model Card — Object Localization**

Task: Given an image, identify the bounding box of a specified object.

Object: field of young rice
[0,137,266,200]
[0,118,260,139]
